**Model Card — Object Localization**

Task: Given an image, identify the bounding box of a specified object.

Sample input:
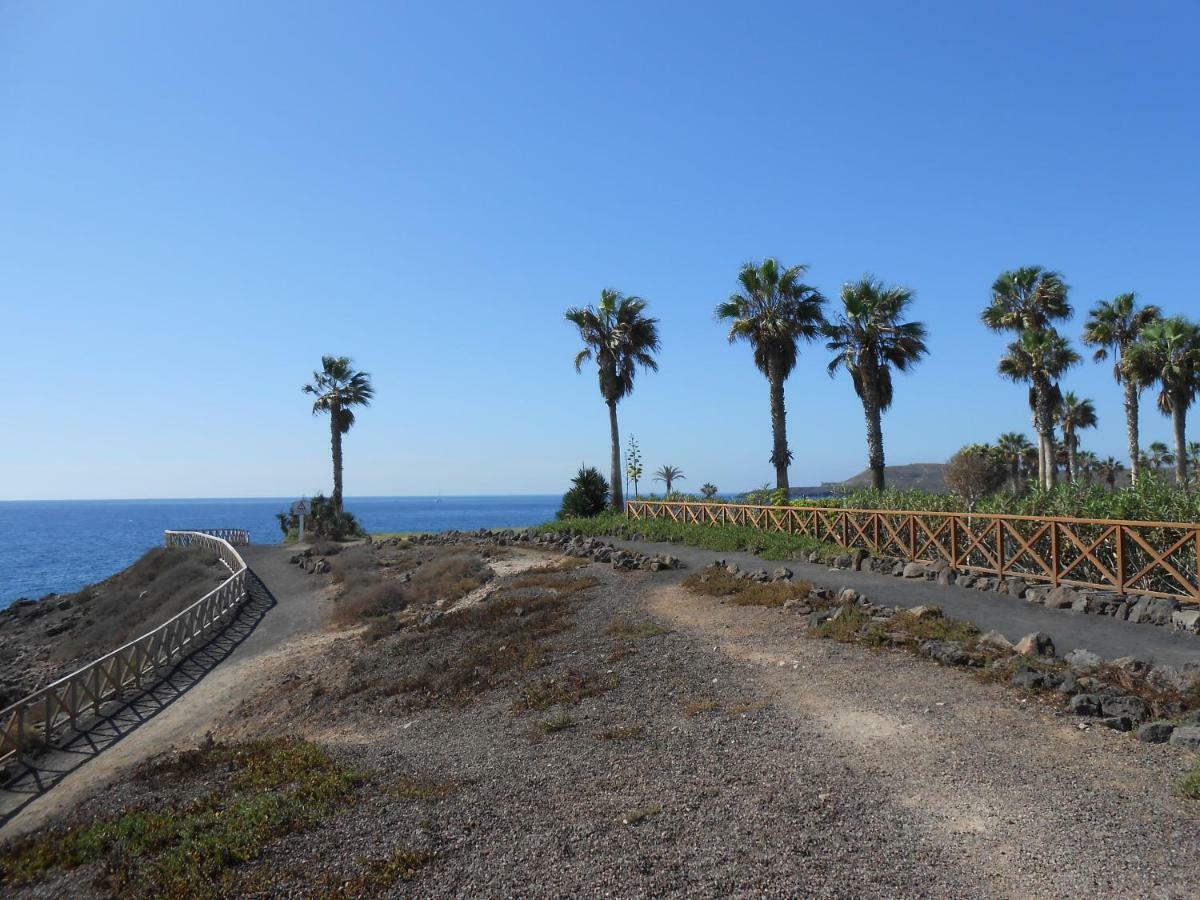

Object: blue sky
[2,1,1198,500]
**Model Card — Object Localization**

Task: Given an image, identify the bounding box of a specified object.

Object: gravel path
[611,538,1200,666]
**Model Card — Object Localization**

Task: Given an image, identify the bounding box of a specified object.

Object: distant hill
[787,463,948,498]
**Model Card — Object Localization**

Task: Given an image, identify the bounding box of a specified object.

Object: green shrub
[276,493,364,541]
[558,466,610,519]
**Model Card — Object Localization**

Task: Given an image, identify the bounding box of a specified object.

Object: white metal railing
[0,530,250,765]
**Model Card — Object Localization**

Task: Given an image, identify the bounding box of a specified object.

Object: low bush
[1179,758,1200,801]
[681,569,811,608]
[276,493,364,541]
[512,670,618,711]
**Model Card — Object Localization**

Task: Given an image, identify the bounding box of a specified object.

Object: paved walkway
[612,539,1200,667]
[0,544,327,841]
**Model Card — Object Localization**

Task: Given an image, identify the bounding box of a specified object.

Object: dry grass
[537,712,577,734]
[332,549,493,627]
[54,547,225,662]
[683,697,719,717]
[389,776,455,801]
[620,804,661,825]
[726,700,770,716]
[808,606,874,643]
[598,724,644,741]
[681,569,811,608]
[512,670,618,712]
[606,618,671,640]
[1179,757,1200,801]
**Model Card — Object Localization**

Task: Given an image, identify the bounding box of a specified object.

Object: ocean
[0,496,560,608]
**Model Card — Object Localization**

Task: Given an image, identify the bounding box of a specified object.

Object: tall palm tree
[997,329,1080,490]
[996,432,1033,493]
[566,290,661,511]
[1126,317,1200,487]
[1058,392,1098,483]
[716,258,825,493]
[1082,293,1160,484]
[1098,456,1124,490]
[983,266,1073,489]
[653,465,685,497]
[303,355,374,516]
[824,277,929,490]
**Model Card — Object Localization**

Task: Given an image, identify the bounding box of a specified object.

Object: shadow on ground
[0,570,277,828]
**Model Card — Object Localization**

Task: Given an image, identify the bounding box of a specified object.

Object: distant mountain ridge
[787,463,948,498]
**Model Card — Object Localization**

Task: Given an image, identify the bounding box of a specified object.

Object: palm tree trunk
[1065,426,1077,483]
[862,387,885,491]
[768,354,790,493]
[1172,398,1188,488]
[607,399,623,510]
[1124,377,1141,485]
[330,410,344,515]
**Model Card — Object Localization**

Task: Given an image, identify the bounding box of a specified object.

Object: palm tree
[997,329,1080,490]
[716,258,825,493]
[1058,392,1098,482]
[1076,450,1099,485]
[1098,456,1125,490]
[302,355,374,516]
[1127,317,1200,487]
[996,432,1033,493]
[1188,441,1200,483]
[1082,293,1160,484]
[1147,440,1175,472]
[566,290,661,511]
[983,267,1073,489]
[654,465,685,497]
[824,277,929,490]
[700,482,719,499]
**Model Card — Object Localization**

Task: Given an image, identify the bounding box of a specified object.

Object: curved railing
[0,529,251,765]
[627,499,1200,603]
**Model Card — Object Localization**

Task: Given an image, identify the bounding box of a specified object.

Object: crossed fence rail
[626,500,1200,604]
[0,529,250,766]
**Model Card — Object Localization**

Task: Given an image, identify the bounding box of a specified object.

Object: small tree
[276,493,363,541]
[625,434,644,499]
[558,466,610,519]
[944,444,1007,511]
[700,482,719,499]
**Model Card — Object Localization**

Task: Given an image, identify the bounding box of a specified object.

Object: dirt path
[0,544,331,842]
[646,579,1200,897]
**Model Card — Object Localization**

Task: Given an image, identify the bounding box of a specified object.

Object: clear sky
[2,1,1198,500]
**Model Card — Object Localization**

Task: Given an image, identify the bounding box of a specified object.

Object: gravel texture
[4,542,1199,897]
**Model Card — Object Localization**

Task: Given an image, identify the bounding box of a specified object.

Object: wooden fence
[0,529,250,766]
[626,500,1200,604]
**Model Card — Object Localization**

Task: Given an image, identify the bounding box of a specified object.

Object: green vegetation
[302,355,374,516]
[0,739,365,897]
[565,289,661,510]
[1058,391,1098,483]
[620,803,662,825]
[539,510,844,561]
[715,257,826,493]
[276,492,363,541]
[625,434,644,498]
[805,477,1200,522]
[598,724,644,741]
[558,465,610,519]
[823,276,929,491]
[943,444,1009,511]
[1179,757,1200,801]
[537,712,577,734]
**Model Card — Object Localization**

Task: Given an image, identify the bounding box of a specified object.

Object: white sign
[291,499,310,516]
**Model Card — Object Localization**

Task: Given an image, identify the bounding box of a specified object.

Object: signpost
[291,499,311,542]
